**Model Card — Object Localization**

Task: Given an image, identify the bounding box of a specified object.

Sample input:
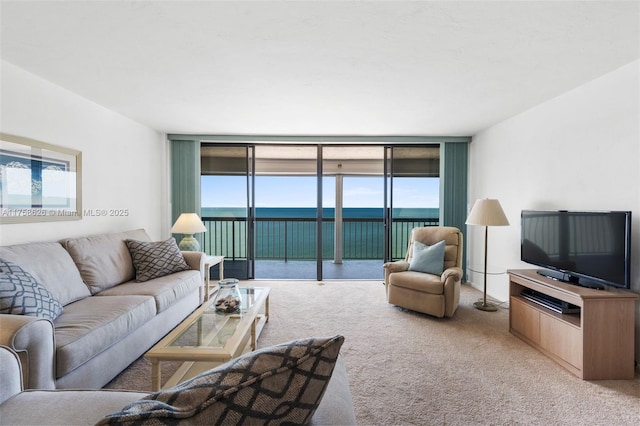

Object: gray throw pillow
[97,335,345,425]
[125,238,190,282]
[0,258,63,321]
[408,239,445,275]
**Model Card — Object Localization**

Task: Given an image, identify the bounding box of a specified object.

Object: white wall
[468,60,640,358]
[0,61,169,244]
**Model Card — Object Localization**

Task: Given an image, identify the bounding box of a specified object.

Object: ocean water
[201,207,438,260]
[202,207,438,219]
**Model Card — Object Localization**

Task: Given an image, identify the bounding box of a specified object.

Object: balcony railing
[202,216,438,261]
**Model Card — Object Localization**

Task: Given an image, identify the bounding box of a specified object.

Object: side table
[204,255,224,301]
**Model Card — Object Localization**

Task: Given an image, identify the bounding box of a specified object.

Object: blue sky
[202,176,439,208]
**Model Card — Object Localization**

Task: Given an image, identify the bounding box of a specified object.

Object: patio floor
[212,259,385,281]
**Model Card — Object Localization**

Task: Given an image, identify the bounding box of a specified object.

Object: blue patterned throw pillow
[0,258,63,321]
[125,238,190,282]
[98,335,345,425]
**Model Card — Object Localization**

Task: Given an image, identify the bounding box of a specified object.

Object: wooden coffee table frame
[145,287,270,390]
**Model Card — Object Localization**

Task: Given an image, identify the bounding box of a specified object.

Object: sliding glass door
[385,146,440,262]
[323,146,385,279]
[253,145,319,279]
[201,145,254,279]
[201,143,440,280]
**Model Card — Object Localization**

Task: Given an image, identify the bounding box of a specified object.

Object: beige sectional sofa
[0,229,205,390]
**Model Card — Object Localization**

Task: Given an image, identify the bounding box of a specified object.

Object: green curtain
[170,139,202,243]
[440,142,469,280]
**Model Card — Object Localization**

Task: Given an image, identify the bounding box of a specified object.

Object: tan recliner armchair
[383,226,463,318]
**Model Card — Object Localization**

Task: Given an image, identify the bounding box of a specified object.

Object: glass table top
[168,287,268,350]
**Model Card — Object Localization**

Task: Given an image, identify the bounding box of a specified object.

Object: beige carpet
[105,280,640,425]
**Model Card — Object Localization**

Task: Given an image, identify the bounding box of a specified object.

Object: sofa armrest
[0,314,56,389]
[181,251,206,278]
[181,251,207,303]
[382,260,409,285]
[441,266,462,283]
[0,345,23,403]
[310,354,356,425]
[441,266,463,317]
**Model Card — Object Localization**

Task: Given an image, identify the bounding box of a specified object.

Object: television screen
[521,210,631,289]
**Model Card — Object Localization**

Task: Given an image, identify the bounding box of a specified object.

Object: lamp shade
[466,199,509,226]
[170,213,207,234]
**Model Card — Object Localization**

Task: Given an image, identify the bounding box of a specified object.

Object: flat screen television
[521,210,632,289]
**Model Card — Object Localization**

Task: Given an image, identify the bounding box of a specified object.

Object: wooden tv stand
[508,269,638,380]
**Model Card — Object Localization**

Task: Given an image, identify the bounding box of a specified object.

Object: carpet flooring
[105,280,640,425]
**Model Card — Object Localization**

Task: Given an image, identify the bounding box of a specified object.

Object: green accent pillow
[125,238,190,282]
[408,240,445,275]
[98,335,345,425]
[0,258,63,321]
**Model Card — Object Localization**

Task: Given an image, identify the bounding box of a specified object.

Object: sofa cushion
[98,335,345,425]
[408,240,445,275]
[0,242,90,305]
[61,229,151,294]
[97,270,201,313]
[125,238,190,282]
[389,270,444,294]
[0,259,63,321]
[53,295,156,378]
[0,389,147,426]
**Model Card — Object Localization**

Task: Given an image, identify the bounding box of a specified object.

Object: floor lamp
[466,199,509,312]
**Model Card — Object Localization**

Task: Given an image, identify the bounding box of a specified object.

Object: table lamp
[465,198,509,311]
[171,213,207,251]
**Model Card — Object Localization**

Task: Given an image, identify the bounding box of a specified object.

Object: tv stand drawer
[539,312,582,369]
[510,296,539,343]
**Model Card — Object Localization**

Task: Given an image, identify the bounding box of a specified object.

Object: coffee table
[145,286,270,391]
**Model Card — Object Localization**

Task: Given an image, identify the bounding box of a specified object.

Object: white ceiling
[1,1,638,136]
